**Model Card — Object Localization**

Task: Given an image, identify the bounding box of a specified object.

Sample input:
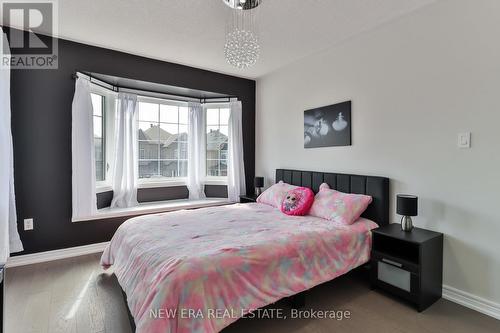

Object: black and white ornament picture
[304,101,352,148]
[332,112,348,131]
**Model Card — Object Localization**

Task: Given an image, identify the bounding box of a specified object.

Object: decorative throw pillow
[280,187,314,216]
[309,183,373,225]
[256,181,298,208]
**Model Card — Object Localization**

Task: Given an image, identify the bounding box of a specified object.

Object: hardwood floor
[5,254,132,333]
[5,254,499,333]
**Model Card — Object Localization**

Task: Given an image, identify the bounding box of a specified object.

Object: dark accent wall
[9,32,255,255]
[96,191,114,210]
[204,185,228,198]
[138,187,189,203]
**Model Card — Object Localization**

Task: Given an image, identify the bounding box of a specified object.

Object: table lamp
[254,177,264,196]
[397,194,418,232]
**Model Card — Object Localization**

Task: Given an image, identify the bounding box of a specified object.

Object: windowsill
[96,179,228,193]
[136,179,228,189]
[204,179,228,186]
[96,185,113,194]
[72,198,231,222]
[138,181,187,189]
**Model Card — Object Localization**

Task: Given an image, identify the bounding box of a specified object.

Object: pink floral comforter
[101,203,378,333]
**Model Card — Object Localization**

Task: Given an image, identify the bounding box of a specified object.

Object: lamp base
[255,187,262,196]
[401,216,413,232]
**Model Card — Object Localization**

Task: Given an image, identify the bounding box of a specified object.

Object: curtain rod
[72,72,238,104]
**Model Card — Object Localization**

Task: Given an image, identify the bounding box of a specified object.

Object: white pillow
[256,181,298,208]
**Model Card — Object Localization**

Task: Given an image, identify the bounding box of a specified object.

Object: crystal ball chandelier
[223,0,262,69]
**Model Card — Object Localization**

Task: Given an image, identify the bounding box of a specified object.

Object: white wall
[256,0,500,306]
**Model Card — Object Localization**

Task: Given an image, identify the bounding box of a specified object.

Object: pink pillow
[281,187,314,216]
[309,183,373,225]
[256,181,298,208]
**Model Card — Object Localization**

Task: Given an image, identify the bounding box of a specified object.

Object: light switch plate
[458,132,471,149]
[24,218,34,231]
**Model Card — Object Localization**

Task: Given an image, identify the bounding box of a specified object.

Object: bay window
[72,73,245,222]
[90,93,231,189]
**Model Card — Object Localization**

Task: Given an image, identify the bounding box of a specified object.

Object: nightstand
[370,224,443,312]
[239,194,258,203]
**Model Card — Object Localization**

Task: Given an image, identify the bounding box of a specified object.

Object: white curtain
[187,102,206,199]
[227,100,246,202]
[71,76,97,220]
[110,93,139,208]
[0,30,23,264]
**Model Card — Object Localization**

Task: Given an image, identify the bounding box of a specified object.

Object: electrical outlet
[24,218,34,231]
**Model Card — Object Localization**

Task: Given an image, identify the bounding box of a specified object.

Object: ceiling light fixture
[223,0,262,69]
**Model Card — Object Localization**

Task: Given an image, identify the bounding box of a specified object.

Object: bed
[101,169,389,333]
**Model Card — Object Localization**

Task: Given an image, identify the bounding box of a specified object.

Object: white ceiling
[55,0,435,79]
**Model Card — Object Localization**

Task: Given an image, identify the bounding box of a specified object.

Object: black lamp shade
[397,195,418,216]
[254,177,264,188]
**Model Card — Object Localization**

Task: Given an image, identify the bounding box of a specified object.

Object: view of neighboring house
[94,137,104,181]
[138,125,227,179]
[207,128,228,177]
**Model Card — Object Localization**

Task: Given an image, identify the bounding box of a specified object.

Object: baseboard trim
[443,285,500,320]
[5,242,109,268]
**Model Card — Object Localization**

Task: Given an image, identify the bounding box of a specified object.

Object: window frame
[91,92,107,187]
[91,84,117,193]
[137,96,189,187]
[89,89,232,191]
[205,103,230,185]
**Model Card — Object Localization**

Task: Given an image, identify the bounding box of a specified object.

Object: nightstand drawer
[371,257,420,299]
[378,261,411,292]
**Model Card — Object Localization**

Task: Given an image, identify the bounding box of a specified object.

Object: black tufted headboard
[276,169,390,226]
